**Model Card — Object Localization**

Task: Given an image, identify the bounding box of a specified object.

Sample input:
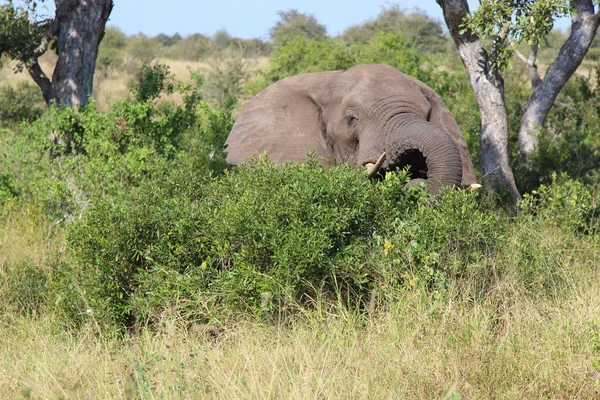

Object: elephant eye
[345,114,358,126]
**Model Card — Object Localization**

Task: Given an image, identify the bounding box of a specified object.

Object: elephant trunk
[382,119,463,194]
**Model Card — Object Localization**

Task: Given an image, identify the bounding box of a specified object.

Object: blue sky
[105,1,450,38]
[13,1,571,39]
[25,1,453,39]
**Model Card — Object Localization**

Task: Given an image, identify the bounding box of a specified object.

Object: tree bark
[436,0,521,204]
[519,0,600,155]
[26,0,113,108]
[27,59,53,104]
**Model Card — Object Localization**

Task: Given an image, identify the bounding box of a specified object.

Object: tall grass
[1,275,598,398]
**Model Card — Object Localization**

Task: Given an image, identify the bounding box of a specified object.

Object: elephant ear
[225,71,339,165]
[417,83,477,185]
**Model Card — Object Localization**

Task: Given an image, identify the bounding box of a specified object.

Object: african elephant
[225,64,477,194]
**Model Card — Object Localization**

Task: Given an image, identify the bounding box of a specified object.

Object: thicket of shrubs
[0,81,44,125]
[1,8,599,334]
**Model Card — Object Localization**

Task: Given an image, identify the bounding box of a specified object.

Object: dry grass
[0,204,63,271]
[0,55,269,112]
[1,269,599,398]
[0,54,56,86]
[1,198,599,398]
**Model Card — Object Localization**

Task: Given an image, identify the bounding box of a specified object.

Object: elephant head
[225,64,476,194]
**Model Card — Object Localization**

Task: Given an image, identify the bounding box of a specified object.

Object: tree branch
[490,22,510,68]
[527,41,541,89]
[514,41,541,89]
[26,59,52,104]
[514,49,528,63]
[436,0,521,204]
[518,0,600,155]
[32,18,58,58]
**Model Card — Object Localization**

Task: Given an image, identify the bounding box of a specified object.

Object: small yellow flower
[384,241,393,249]
[201,261,207,271]
[409,279,415,286]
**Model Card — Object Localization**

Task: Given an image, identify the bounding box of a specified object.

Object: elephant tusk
[365,152,386,177]
[469,183,482,190]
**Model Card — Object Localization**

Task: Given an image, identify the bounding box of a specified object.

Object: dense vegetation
[0,6,599,398]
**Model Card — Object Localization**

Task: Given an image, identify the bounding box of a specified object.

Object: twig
[514,40,541,89]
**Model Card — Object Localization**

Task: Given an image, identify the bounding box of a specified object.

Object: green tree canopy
[342,6,448,53]
[269,9,327,46]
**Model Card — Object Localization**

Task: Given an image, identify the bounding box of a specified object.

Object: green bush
[203,53,249,108]
[66,157,588,330]
[513,73,600,192]
[0,81,44,125]
[65,156,523,329]
[0,259,49,316]
[521,172,597,233]
[4,66,229,218]
[0,170,18,205]
[67,160,411,327]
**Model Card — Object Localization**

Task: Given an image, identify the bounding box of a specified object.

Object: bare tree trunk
[26,0,113,108]
[437,0,521,204]
[519,0,600,155]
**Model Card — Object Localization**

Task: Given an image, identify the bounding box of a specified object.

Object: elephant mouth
[365,149,429,181]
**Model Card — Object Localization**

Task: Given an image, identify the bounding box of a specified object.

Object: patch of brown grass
[1,277,598,398]
[0,55,269,112]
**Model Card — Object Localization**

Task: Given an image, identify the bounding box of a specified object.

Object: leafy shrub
[521,172,597,233]
[130,63,175,103]
[376,187,504,298]
[67,157,587,330]
[8,66,227,219]
[178,95,235,176]
[66,157,529,329]
[67,160,412,327]
[203,52,249,108]
[0,81,44,125]
[0,170,17,205]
